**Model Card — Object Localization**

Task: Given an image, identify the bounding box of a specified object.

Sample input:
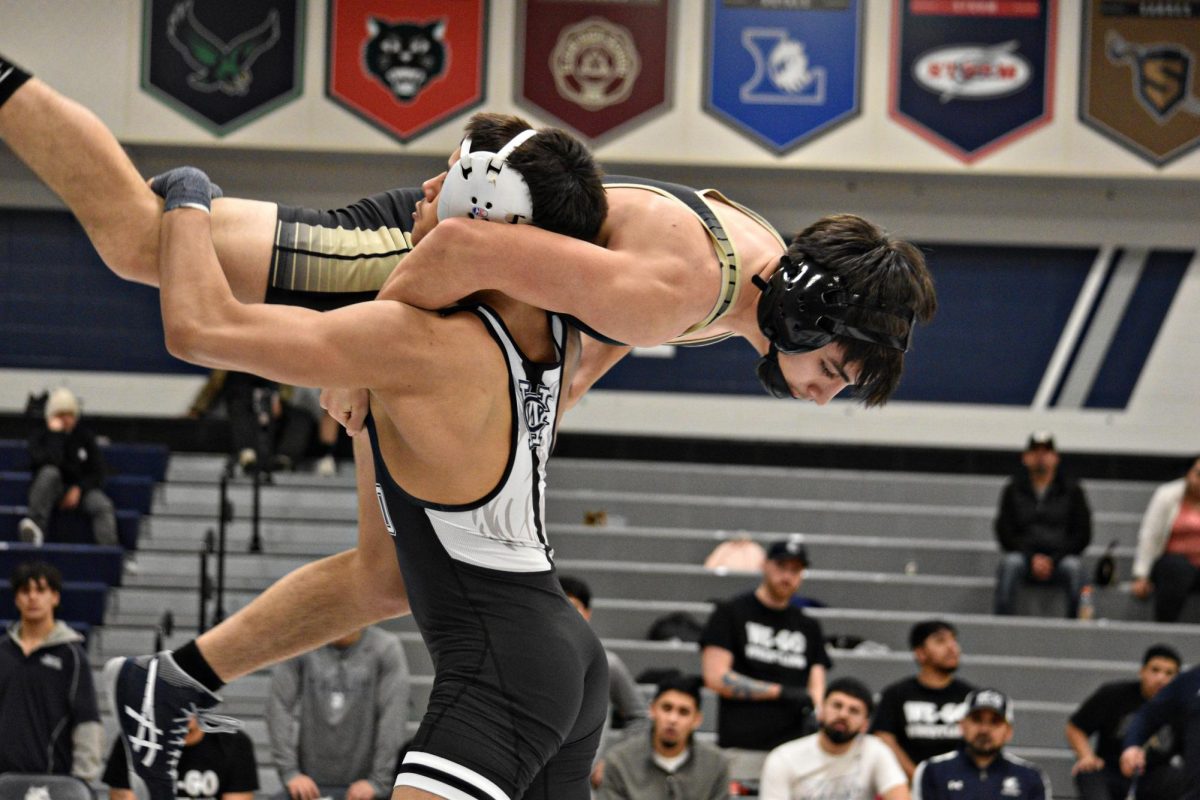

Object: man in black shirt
[993,432,1093,618]
[700,538,831,780]
[871,619,974,782]
[1067,644,1184,800]
[105,718,258,800]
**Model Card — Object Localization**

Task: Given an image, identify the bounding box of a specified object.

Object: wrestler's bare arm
[0,77,277,301]
[378,208,713,348]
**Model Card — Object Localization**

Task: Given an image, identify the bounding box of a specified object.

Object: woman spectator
[1132,456,1200,622]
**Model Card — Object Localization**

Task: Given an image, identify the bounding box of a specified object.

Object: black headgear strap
[753,255,915,354]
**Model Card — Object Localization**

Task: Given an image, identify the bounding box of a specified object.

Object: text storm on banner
[890,0,1056,163]
[1080,0,1200,167]
[142,0,305,136]
[517,0,672,143]
[326,0,487,143]
[704,0,863,154]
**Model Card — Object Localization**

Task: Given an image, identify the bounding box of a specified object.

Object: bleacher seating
[87,453,1191,799]
[0,439,170,481]
[0,579,108,625]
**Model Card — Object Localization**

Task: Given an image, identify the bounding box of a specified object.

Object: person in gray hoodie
[266,626,409,800]
[0,560,102,780]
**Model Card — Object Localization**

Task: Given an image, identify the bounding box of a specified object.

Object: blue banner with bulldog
[703,0,863,155]
[890,0,1056,163]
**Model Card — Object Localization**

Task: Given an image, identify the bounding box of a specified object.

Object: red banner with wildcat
[516,0,673,144]
[326,0,487,143]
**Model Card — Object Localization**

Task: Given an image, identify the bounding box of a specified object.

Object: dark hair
[464,113,607,243]
[1143,643,1182,668]
[653,671,703,707]
[558,574,591,609]
[787,214,937,407]
[11,560,63,595]
[825,676,874,715]
[909,619,957,650]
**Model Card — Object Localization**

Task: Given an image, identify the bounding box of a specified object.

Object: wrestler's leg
[193,429,408,682]
[0,74,276,302]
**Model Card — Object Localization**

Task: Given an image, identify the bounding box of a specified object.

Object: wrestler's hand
[286,774,321,800]
[320,387,368,437]
[148,167,223,213]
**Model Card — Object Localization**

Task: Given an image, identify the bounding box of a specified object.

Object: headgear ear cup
[438,129,538,225]
[754,255,915,354]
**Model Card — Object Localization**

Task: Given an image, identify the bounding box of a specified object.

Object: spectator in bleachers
[558,575,649,787]
[0,561,102,780]
[913,689,1051,799]
[700,539,831,781]
[871,620,974,782]
[1067,643,1183,800]
[993,432,1092,618]
[266,626,408,800]
[1130,455,1200,623]
[18,387,117,548]
[597,672,729,800]
[760,677,908,800]
[1121,664,1200,797]
[104,717,258,800]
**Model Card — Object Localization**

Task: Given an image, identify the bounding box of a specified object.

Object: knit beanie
[45,387,80,421]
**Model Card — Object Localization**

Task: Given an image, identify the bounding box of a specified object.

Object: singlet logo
[519,379,553,448]
[375,483,396,537]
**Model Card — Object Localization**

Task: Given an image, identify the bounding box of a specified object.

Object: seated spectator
[1121,664,1200,794]
[701,539,831,781]
[0,561,102,779]
[1067,644,1183,800]
[267,626,408,800]
[759,677,908,800]
[597,673,729,800]
[993,432,1092,618]
[914,689,1051,799]
[559,575,650,786]
[871,620,974,781]
[104,717,257,800]
[1131,455,1200,622]
[18,387,117,548]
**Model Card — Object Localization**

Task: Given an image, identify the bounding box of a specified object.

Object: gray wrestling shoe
[104,652,241,800]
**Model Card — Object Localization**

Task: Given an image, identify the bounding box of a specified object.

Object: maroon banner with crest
[517,0,672,143]
[326,0,487,143]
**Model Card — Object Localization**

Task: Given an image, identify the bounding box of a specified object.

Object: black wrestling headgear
[754,255,915,354]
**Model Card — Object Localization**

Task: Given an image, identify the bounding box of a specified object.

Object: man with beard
[700,539,831,781]
[597,673,729,800]
[759,677,908,800]
[993,432,1093,618]
[1069,644,1184,800]
[871,620,975,781]
[914,689,1051,800]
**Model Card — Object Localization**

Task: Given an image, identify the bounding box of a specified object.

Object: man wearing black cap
[700,538,831,780]
[871,620,975,781]
[994,432,1093,618]
[914,689,1051,799]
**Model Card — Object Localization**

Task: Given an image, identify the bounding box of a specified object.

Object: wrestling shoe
[104,652,241,800]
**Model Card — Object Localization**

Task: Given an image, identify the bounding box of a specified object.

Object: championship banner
[142,0,305,136]
[889,0,1056,163]
[517,0,672,143]
[1080,1,1200,167]
[703,0,863,154]
[327,0,487,144]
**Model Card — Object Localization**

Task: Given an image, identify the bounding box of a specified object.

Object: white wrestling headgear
[437,129,538,225]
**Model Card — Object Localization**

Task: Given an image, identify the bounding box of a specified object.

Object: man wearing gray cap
[700,538,831,781]
[914,688,1051,799]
